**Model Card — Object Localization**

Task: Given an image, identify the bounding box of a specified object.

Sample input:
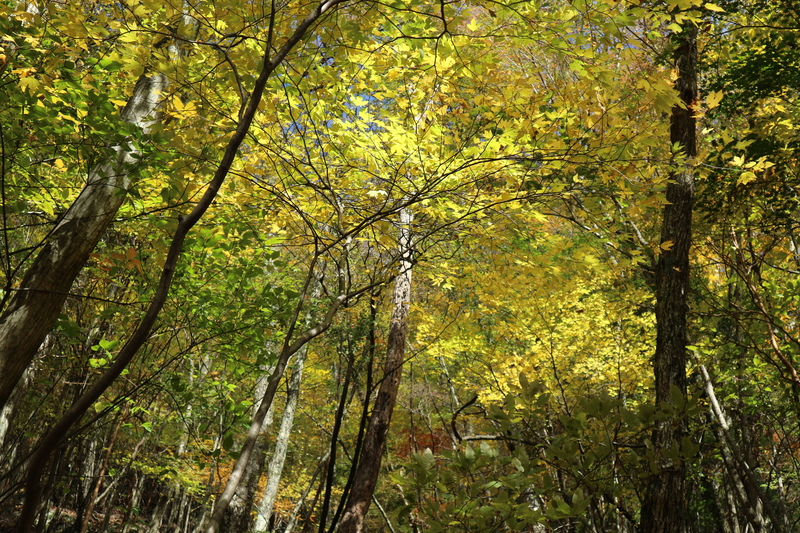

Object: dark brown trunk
[338,209,413,533]
[638,20,697,533]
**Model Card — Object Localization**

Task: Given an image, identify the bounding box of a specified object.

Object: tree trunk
[697,363,782,531]
[15,3,349,531]
[204,261,349,533]
[638,20,697,533]
[0,21,194,410]
[338,208,413,533]
[121,473,145,533]
[254,350,307,531]
[0,358,33,448]
[220,368,273,533]
[79,413,124,533]
[317,336,357,533]
[147,485,174,533]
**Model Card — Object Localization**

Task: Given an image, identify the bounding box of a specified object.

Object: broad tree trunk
[15,4,348,531]
[0,23,193,410]
[338,208,413,533]
[638,20,697,533]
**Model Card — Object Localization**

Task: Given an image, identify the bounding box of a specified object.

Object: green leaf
[99,338,120,350]
[222,432,234,451]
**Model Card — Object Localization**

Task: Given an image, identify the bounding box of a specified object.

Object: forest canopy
[1,0,799,532]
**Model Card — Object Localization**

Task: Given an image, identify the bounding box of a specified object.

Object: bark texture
[698,363,781,532]
[219,368,271,533]
[638,21,697,533]
[14,2,345,531]
[0,70,169,411]
[338,209,413,533]
[204,266,348,533]
[254,352,306,531]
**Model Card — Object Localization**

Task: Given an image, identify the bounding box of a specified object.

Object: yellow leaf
[118,31,140,43]
[705,90,723,110]
[660,240,674,251]
[704,2,725,12]
[11,67,36,77]
[54,158,65,169]
[19,77,40,92]
[737,171,757,185]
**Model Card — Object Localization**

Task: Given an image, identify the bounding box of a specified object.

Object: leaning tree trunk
[338,208,413,533]
[204,254,350,533]
[638,20,697,533]
[696,362,782,531]
[15,5,349,531]
[0,14,197,410]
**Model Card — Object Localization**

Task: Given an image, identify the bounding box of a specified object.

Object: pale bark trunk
[121,473,145,533]
[714,476,740,533]
[254,351,307,531]
[204,259,349,533]
[769,441,792,531]
[338,208,413,533]
[638,20,696,533]
[147,485,174,533]
[0,27,190,409]
[219,372,271,533]
[77,437,99,520]
[177,362,196,457]
[697,363,782,532]
[15,2,347,530]
[370,495,398,533]
[79,413,124,533]
[0,363,31,448]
